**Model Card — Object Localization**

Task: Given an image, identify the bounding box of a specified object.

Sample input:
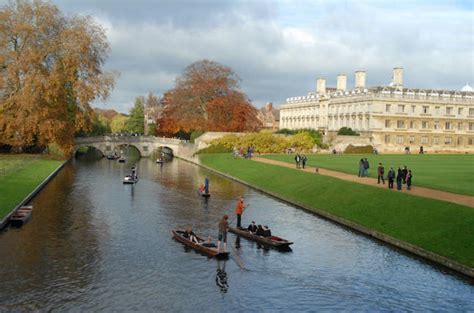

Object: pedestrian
[377,163,385,184]
[396,167,403,191]
[204,176,210,195]
[217,214,229,252]
[235,196,246,228]
[387,167,395,189]
[406,170,413,190]
[358,158,364,177]
[363,158,370,177]
[301,154,307,169]
[402,166,408,184]
[294,153,301,169]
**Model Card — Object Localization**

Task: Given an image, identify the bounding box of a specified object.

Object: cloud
[1,0,472,113]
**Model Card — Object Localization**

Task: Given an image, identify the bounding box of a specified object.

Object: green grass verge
[199,153,474,268]
[0,155,62,220]
[262,154,474,196]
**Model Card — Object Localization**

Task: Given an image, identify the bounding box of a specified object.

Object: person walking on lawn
[387,167,395,189]
[294,153,301,169]
[396,167,403,191]
[301,154,307,169]
[377,163,385,184]
[406,170,413,190]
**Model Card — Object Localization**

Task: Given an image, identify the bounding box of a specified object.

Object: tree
[126,96,144,133]
[337,127,359,136]
[0,0,115,155]
[110,114,128,133]
[157,60,261,135]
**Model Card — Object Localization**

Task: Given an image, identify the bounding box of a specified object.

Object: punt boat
[10,206,33,227]
[228,226,293,249]
[172,230,229,258]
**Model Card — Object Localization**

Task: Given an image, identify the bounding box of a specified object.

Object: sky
[2,0,473,113]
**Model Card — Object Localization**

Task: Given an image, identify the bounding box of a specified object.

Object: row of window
[384,135,474,145]
[385,104,474,116]
[385,120,474,131]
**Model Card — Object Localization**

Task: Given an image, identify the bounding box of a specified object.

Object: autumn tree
[157,60,260,135]
[126,96,144,134]
[110,114,128,133]
[0,0,115,156]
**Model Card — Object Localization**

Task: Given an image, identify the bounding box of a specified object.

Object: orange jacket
[235,200,245,215]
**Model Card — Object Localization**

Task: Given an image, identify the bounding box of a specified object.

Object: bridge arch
[115,144,142,158]
[74,145,105,158]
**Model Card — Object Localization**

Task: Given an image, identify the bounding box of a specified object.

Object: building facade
[257,102,280,130]
[279,67,474,152]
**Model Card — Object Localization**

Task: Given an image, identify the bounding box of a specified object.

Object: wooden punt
[228,226,293,249]
[118,157,126,163]
[10,206,33,227]
[197,189,210,198]
[123,175,138,184]
[156,158,164,164]
[172,230,229,259]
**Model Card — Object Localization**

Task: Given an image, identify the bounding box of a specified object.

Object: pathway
[252,157,474,208]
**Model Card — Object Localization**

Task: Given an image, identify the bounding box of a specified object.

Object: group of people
[247,221,272,237]
[294,153,307,169]
[233,146,255,159]
[383,165,413,191]
[358,158,370,177]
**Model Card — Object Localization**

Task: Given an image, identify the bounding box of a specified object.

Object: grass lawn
[262,154,474,196]
[199,153,474,269]
[0,154,62,220]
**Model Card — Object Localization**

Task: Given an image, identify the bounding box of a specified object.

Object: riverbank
[0,155,63,223]
[198,153,474,277]
[262,154,474,196]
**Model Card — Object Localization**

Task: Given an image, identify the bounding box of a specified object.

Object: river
[0,157,472,312]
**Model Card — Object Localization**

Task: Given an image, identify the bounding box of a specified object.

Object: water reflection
[216,260,229,293]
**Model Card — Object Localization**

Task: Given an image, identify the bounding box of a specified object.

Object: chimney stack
[355,71,366,89]
[336,74,347,91]
[316,78,326,95]
[392,67,403,87]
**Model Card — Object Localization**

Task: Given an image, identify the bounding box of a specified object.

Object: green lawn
[0,155,62,220]
[199,153,474,269]
[262,154,474,196]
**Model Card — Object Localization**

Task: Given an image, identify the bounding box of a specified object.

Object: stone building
[279,67,474,152]
[257,102,280,130]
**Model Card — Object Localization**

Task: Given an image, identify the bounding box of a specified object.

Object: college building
[279,67,474,152]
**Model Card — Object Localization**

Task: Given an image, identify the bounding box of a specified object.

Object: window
[444,137,452,145]
[470,123,474,131]
[469,138,474,145]
[433,137,439,144]
[411,105,416,113]
[446,107,453,115]
[470,108,474,116]
[458,122,463,131]
[445,122,452,130]
[409,121,415,129]
[435,106,440,115]
[422,106,429,114]
[421,136,428,144]
[422,121,429,129]
[457,137,463,145]
[384,135,390,144]
[434,121,440,130]
[386,104,391,112]
[396,136,404,144]
[398,105,405,113]
[385,120,391,128]
[397,120,405,128]
[458,107,463,115]
[409,136,415,144]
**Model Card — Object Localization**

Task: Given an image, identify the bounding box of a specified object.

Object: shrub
[337,127,359,136]
[344,144,374,154]
[195,144,233,154]
[190,130,205,143]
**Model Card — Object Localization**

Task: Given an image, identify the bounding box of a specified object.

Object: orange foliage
[157,60,261,135]
[0,0,115,156]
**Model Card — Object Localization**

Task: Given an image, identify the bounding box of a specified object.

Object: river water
[0,157,473,312]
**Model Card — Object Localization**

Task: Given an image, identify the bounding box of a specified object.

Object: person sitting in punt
[247,221,258,234]
[183,227,199,244]
[256,225,265,237]
[198,184,205,193]
[263,225,272,237]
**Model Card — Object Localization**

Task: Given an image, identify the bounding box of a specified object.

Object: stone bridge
[75,135,196,159]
